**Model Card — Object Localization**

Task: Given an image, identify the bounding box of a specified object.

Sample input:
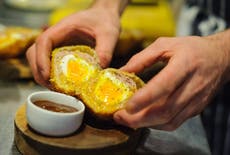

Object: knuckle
[36,57,43,68]
[155,37,170,45]
[35,34,43,44]
[126,115,145,129]
[161,112,172,124]
[33,76,42,85]
[158,107,173,124]
[161,123,177,131]
[128,123,139,129]
[97,53,111,68]
[35,33,50,45]
[26,48,31,59]
[153,79,171,95]
[125,121,138,129]
[111,27,120,36]
[26,45,35,61]
[127,119,142,129]
[130,54,140,63]
[102,26,119,37]
[100,53,110,63]
[160,84,171,94]
[37,64,44,73]
[188,106,201,118]
[144,104,173,125]
[195,109,203,116]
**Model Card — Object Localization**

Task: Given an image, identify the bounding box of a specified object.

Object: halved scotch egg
[50,45,145,120]
[81,68,144,119]
[50,45,101,96]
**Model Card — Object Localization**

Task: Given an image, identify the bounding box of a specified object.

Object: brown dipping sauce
[33,100,78,113]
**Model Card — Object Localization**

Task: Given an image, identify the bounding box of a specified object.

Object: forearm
[207,29,230,83]
[92,0,129,16]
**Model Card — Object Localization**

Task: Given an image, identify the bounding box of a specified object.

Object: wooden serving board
[14,104,142,155]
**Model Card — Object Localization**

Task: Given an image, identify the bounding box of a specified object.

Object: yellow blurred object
[0,25,41,59]
[49,0,93,25]
[121,0,175,41]
[49,0,175,55]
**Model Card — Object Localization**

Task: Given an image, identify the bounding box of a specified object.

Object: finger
[126,54,191,114]
[95,28,119,68]
[154,67,212,124]
[114,89,201,129]
[139,76,200,128]
[59,28,96,47]
[114,98,171,128]
[114,73,209,129]
[34,26,62,82]
[26,44,48,87]
[120,37,173,74]
[35,34,52,83]
[26,44,37,78]
[154,71,215,131]
[113,109,145,128]
[152,95,206,131]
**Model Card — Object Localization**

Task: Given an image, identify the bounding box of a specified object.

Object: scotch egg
[50,45,144,120]
[50,45,101,96]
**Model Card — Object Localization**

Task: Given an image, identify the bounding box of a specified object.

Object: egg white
[60,54,76,76]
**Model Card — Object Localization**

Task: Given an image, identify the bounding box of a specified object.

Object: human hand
[26,7,120,87]
[114,35,230,130]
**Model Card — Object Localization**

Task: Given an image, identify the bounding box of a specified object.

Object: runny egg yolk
[94,72,134,106]
[60,54,96,84]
